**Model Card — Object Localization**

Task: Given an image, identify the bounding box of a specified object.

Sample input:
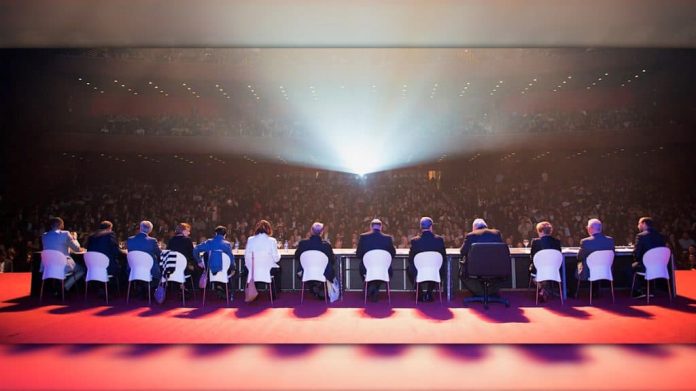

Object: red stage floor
[1,271,695,344]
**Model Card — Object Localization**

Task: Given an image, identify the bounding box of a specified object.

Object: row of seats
[38,244,673,307]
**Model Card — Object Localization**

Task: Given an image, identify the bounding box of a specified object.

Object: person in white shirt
[244,220,281,299]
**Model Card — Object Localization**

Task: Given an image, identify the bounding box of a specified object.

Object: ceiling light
[642,69,646,72]
[86,82,90,85]
[533,78,537,82]
[182,83,186,86]
[148,81,153,85]
[499,80,503,84]
[605,73,609,76]
[567,76,572,79]
[635,75,639,78]
[121,84,125,87]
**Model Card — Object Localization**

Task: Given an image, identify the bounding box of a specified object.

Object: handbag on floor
[154,282,166,304]
[245,253,259,302]
[199,269,208,289]
[328,279,340,303]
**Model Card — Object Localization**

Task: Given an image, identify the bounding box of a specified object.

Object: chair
[247,251,278,305]
[576,250,615,305]
[532,249,564,305]
[39,250,70,303]
[363,249,392,305]
[84,251,112,304]
[164,251,196,307]
[126,251,153,305]
[463,243,511,309]
[299,250,329,304]
[413,251,443,304]
[632,247,672,304]
[202,252,232,307]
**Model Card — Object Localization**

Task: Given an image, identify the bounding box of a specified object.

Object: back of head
[472,218,487,230]
[176,222,192,235]
[370,218,382,231]
[587,218,602,234]
[99,220,113,231]
[255,220,273,236]
[420,217,433,231]
[140,220,153,235]
[214,225,227,237]
[311,222,324,236]
[536,221,553,236]
[639,217,654,230]
[49,217,64,231]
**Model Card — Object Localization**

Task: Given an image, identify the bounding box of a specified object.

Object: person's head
[536,221,553,237]
[98,220,113,232]
[370,218,382,231]
[637,217,654,233]
[214,225,227,237]
[139,220,153,235]
[420,217,433,232]
[310,222,324,236]
[176,222,192,236]
[254,220,273,236]
[49,217,64,231]
[472,218,487,230]
[587,218,602,235]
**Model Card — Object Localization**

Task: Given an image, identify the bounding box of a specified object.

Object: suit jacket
[459,228,503,276]
[86,230,121,265]
[408,230,447,275]
[576,232,614,280]
[42,230,81,256]
[294,235,336,281]
[126,232,161,264]
[193,235,235,273]
[633,228,666,265]
[167,234,195,265]
[529,235,562,273]
[356,229,396,260]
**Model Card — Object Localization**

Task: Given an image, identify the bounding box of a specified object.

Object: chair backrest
[166,251,189,284]
[300,250,329,283]
[414,251,443,283]
[363,249,392,282]
[127,250,153,282]
[84,251,110,283]
[247,250,276,284]
[41,250,68,280]
[467,243,511,277]
[209,252,232,283]
[642,247,671,281]
[586,250,615,282]
[532,249,563,283]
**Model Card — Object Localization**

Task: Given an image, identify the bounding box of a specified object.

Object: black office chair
[463,242,511,309]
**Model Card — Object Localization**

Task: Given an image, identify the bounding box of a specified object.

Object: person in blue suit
[126,220,161,282]
[407,217,447,302]
[357,218,396,302]
[41,217,85,291]
[294,222,336,300]
[193,226,235,279]
[575,218,615,297]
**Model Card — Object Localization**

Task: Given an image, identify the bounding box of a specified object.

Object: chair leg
[61,280,65,302]
[181,283,185,307]
[40,280,45,304]
[364,281,368,306]
[202,283,207,307]
[301,281,305,304]
[610,280,615,304]
[387,282,391,306]
[630,273,636,293]
[225,283,229,307]
[438,282,443,305]
[646,279,650,305]
[324,281,328,304]
[589,281,593,306]
[147,282,151,306]
[667,278,672,304]
[84,281,89,303]
[415,282,419,305]
[126,281,131,304]
[575,279,580,299]
[535,282,540,305]
[528,275,532,289]
[269,281,273,306]
[559,281,564,305]
[105,282,109,305]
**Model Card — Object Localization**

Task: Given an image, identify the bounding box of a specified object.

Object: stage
[2,271,694,344]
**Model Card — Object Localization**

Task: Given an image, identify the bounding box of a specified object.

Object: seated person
[294,222,336,300]
[41,217,86,292]
[244,220,281,299]
[630,217,665,298]
[459,218,504,299]
[166,222,196,282]
[86,220,125,289]
[126,220,162,285]
[407,217,447,302]
[575,218,614,296]
[528,221,562,302]
[357,219,395,302]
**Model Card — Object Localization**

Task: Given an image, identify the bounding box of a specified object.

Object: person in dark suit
[631,217,666,298]
[407,217,447,302]
[575,218,614,295]
[459,218,504,296]
[86,220,124,284]
[529,221,562,302]
[167,222,195,275]
[294,222,336,300]
[126,220,162,282]
[357,218,396,302]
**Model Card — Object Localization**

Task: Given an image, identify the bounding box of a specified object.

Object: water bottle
[234,241,239,251]
[283,240,289,250]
